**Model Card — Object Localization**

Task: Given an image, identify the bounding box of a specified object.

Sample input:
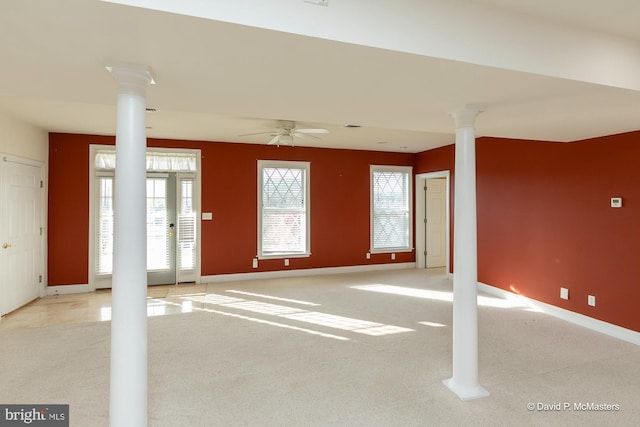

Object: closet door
[0,157,42,315]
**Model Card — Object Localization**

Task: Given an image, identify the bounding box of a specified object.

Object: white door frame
[88,144,202,291]
[415,171,450,271]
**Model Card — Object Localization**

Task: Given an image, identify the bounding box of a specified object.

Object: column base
[443,378,490,401]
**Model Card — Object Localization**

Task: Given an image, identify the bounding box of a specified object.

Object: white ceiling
[472,0,640,41]
[1,0,639,153]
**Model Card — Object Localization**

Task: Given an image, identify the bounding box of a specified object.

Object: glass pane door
[146,173,176,285]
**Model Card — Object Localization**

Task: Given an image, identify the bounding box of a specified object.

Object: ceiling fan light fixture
[279,134,293,145]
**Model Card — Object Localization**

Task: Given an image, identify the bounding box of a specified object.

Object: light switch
[202,212,213,220]
[560,287,569,300]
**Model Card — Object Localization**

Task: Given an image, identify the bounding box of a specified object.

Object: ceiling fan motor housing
[277,120,296,131]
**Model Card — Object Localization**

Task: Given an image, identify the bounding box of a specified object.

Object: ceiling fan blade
[295,128,329,134]
[267,135,280,145]
[238,131,276,137]
[294,132,320,140]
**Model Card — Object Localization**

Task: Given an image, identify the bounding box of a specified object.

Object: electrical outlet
[252,258,258,269]
[366,252,371,259]
[284,258,289,267]
[560,287,569,300]
[391,253,396,260]
[588,295,596,306]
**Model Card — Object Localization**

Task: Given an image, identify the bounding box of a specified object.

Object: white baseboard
[202,262,416,284]
[46,284,91,295]
[478,282,640,346]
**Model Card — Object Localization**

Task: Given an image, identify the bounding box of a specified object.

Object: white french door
[0,156,43,316]
[146,173,177,285]
[93,171,197,289]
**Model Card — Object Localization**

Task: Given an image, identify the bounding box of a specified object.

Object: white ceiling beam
[102,0,640,91]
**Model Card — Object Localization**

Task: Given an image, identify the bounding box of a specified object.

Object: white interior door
[0,157,42,315]
[426,178,446,268]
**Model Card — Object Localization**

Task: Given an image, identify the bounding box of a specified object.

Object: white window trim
[257,160,311,260]
[370,165,413,254]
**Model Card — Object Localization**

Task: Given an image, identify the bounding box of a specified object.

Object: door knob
[2,243,12,249]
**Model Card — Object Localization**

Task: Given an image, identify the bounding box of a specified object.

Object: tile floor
[0,282,207,330]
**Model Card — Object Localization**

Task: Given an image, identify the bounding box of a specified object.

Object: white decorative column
[107,63,154,427]
[443,105,490,400]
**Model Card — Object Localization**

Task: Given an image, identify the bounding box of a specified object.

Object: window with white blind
[370,165,413,253]
[258,160,310,258]
[177,177,196,272]
[96,174,114,275]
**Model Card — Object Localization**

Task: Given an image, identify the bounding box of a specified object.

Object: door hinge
[39,275,43,283]
[40,227,44,236]
[424,186,427,191]
[40,180,44,188]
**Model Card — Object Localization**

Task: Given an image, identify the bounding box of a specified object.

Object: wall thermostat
[611,197,622,208]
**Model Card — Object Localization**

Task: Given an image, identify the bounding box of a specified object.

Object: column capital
[106,62,155,96]
[450,104,485,129]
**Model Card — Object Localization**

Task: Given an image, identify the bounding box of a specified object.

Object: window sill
[369,248,413,254]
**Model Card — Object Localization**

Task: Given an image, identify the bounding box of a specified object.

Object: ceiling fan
[240,120,329,146]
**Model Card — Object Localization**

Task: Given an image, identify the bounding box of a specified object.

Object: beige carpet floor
[1,268,638,426]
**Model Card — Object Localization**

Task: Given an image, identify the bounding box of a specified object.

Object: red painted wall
[476,134,640,332]
[48,130,640,331]
[416,133,640,332]
[415,144,455,272]
[48,134,113,286]
[47,133,415,285]
[415,144,454,174]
